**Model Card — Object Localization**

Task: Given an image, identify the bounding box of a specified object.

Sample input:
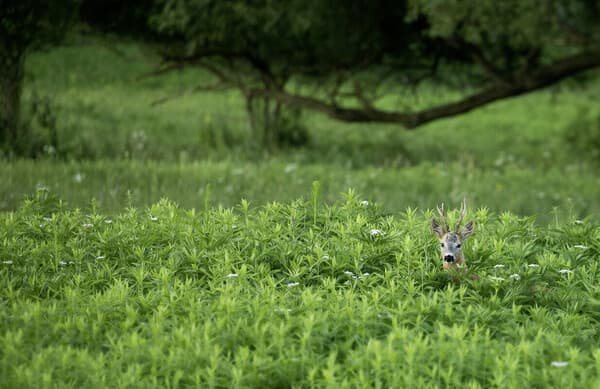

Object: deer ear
[431,217,444,238]
[461,220,475,239]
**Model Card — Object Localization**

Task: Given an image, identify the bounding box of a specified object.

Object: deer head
[431,199,475,270]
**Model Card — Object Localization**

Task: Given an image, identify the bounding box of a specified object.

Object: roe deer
[431,199,475,270]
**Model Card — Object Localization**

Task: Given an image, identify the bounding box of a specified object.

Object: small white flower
[105,219,113,224]
[362,272,370,277]
[2,261,13,265]
[551,361,569,368]
[59,261,73,266]
[573,245,588,250]
[528,264,540,268]
[558,269,573,274]
[274,307,292,313]
[360,200,369,206]
[284,164,297,173]
[150,216,158,221]
[96,256,105,260]
[286,282,300,288]
[494,264,505,269]
[73,173,84,183]
[369,229,383,237]
[343,271,354,276]
[82,223,93,228]
[322,255,330,259]
[509,273,521,280]
[226,273,239,278]
[574,220,584,225]
[489,276,505,281]
[43,217,53,222]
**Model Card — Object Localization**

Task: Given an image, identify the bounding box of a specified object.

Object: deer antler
[454,198,467,231]
[436,203,449,233]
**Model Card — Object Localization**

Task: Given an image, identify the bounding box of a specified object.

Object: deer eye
[456,244,462,248]
[440,243,445,247]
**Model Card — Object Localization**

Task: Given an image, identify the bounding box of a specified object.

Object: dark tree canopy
[151,0,600,128]
[0,0,79,154]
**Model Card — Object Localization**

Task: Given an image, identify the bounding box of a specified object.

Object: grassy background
[8,35,599,224]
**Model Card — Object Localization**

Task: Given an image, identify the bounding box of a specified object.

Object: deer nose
[444,255,455,263]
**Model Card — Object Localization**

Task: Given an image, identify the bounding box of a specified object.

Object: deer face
[431,200,475,270]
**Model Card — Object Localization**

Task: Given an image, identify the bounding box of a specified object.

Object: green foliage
[0,191,599,387]
[563,111,600,165]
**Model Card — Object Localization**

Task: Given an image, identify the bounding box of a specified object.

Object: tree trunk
[0,44,26,154]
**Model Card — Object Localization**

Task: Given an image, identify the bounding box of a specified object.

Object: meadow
[1,35,599,387]
[5,35,600,223]
[1,188,599,387]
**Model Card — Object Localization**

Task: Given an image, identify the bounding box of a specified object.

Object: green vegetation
[1,188,598,387]
[5,36,599,224]
[1,36,599,388]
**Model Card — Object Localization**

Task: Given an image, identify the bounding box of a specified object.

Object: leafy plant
[0,190,598,387]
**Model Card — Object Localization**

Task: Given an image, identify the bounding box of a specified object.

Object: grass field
[1,35,599,387]
[9,35,599,223]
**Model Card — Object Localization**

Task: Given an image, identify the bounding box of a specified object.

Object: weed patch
[1,188,598,387]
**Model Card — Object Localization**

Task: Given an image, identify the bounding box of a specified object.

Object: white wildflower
[528,264,540,268]
[150,216,158,221]
[73,173,84,183]
[43,217,52,222]
[573,245,588,250]
[322,255,330,259]
[287,282,300,288]
[489,276,505,281]
[274,307,292,313]
[96,256,105,260]
[2,261,13,265]
[494,264,505,269]
[369,228,383,237]
[551,361,569,368]
[360,200,369,206]
[226,273,239,278]
[558,269,573,274]
[105,219,113,224]
[82,223,93,228]
[284,164,297,173]
[574,220,584,225]
[509,273,521,280]
[343,271,354,276]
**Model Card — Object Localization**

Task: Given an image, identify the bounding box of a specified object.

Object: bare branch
[151,82,229,106]
[248,49,600,128]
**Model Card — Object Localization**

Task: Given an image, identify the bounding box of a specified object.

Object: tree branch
[249,50,600,128]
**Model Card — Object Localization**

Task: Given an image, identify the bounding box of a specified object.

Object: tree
[150,0,600,143]
[0,1,79,155]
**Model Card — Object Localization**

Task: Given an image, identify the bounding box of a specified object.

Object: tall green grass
[2,159,598,223]
[1,189,598,387]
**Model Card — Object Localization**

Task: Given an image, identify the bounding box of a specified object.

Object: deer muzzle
[444,254,455,263]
